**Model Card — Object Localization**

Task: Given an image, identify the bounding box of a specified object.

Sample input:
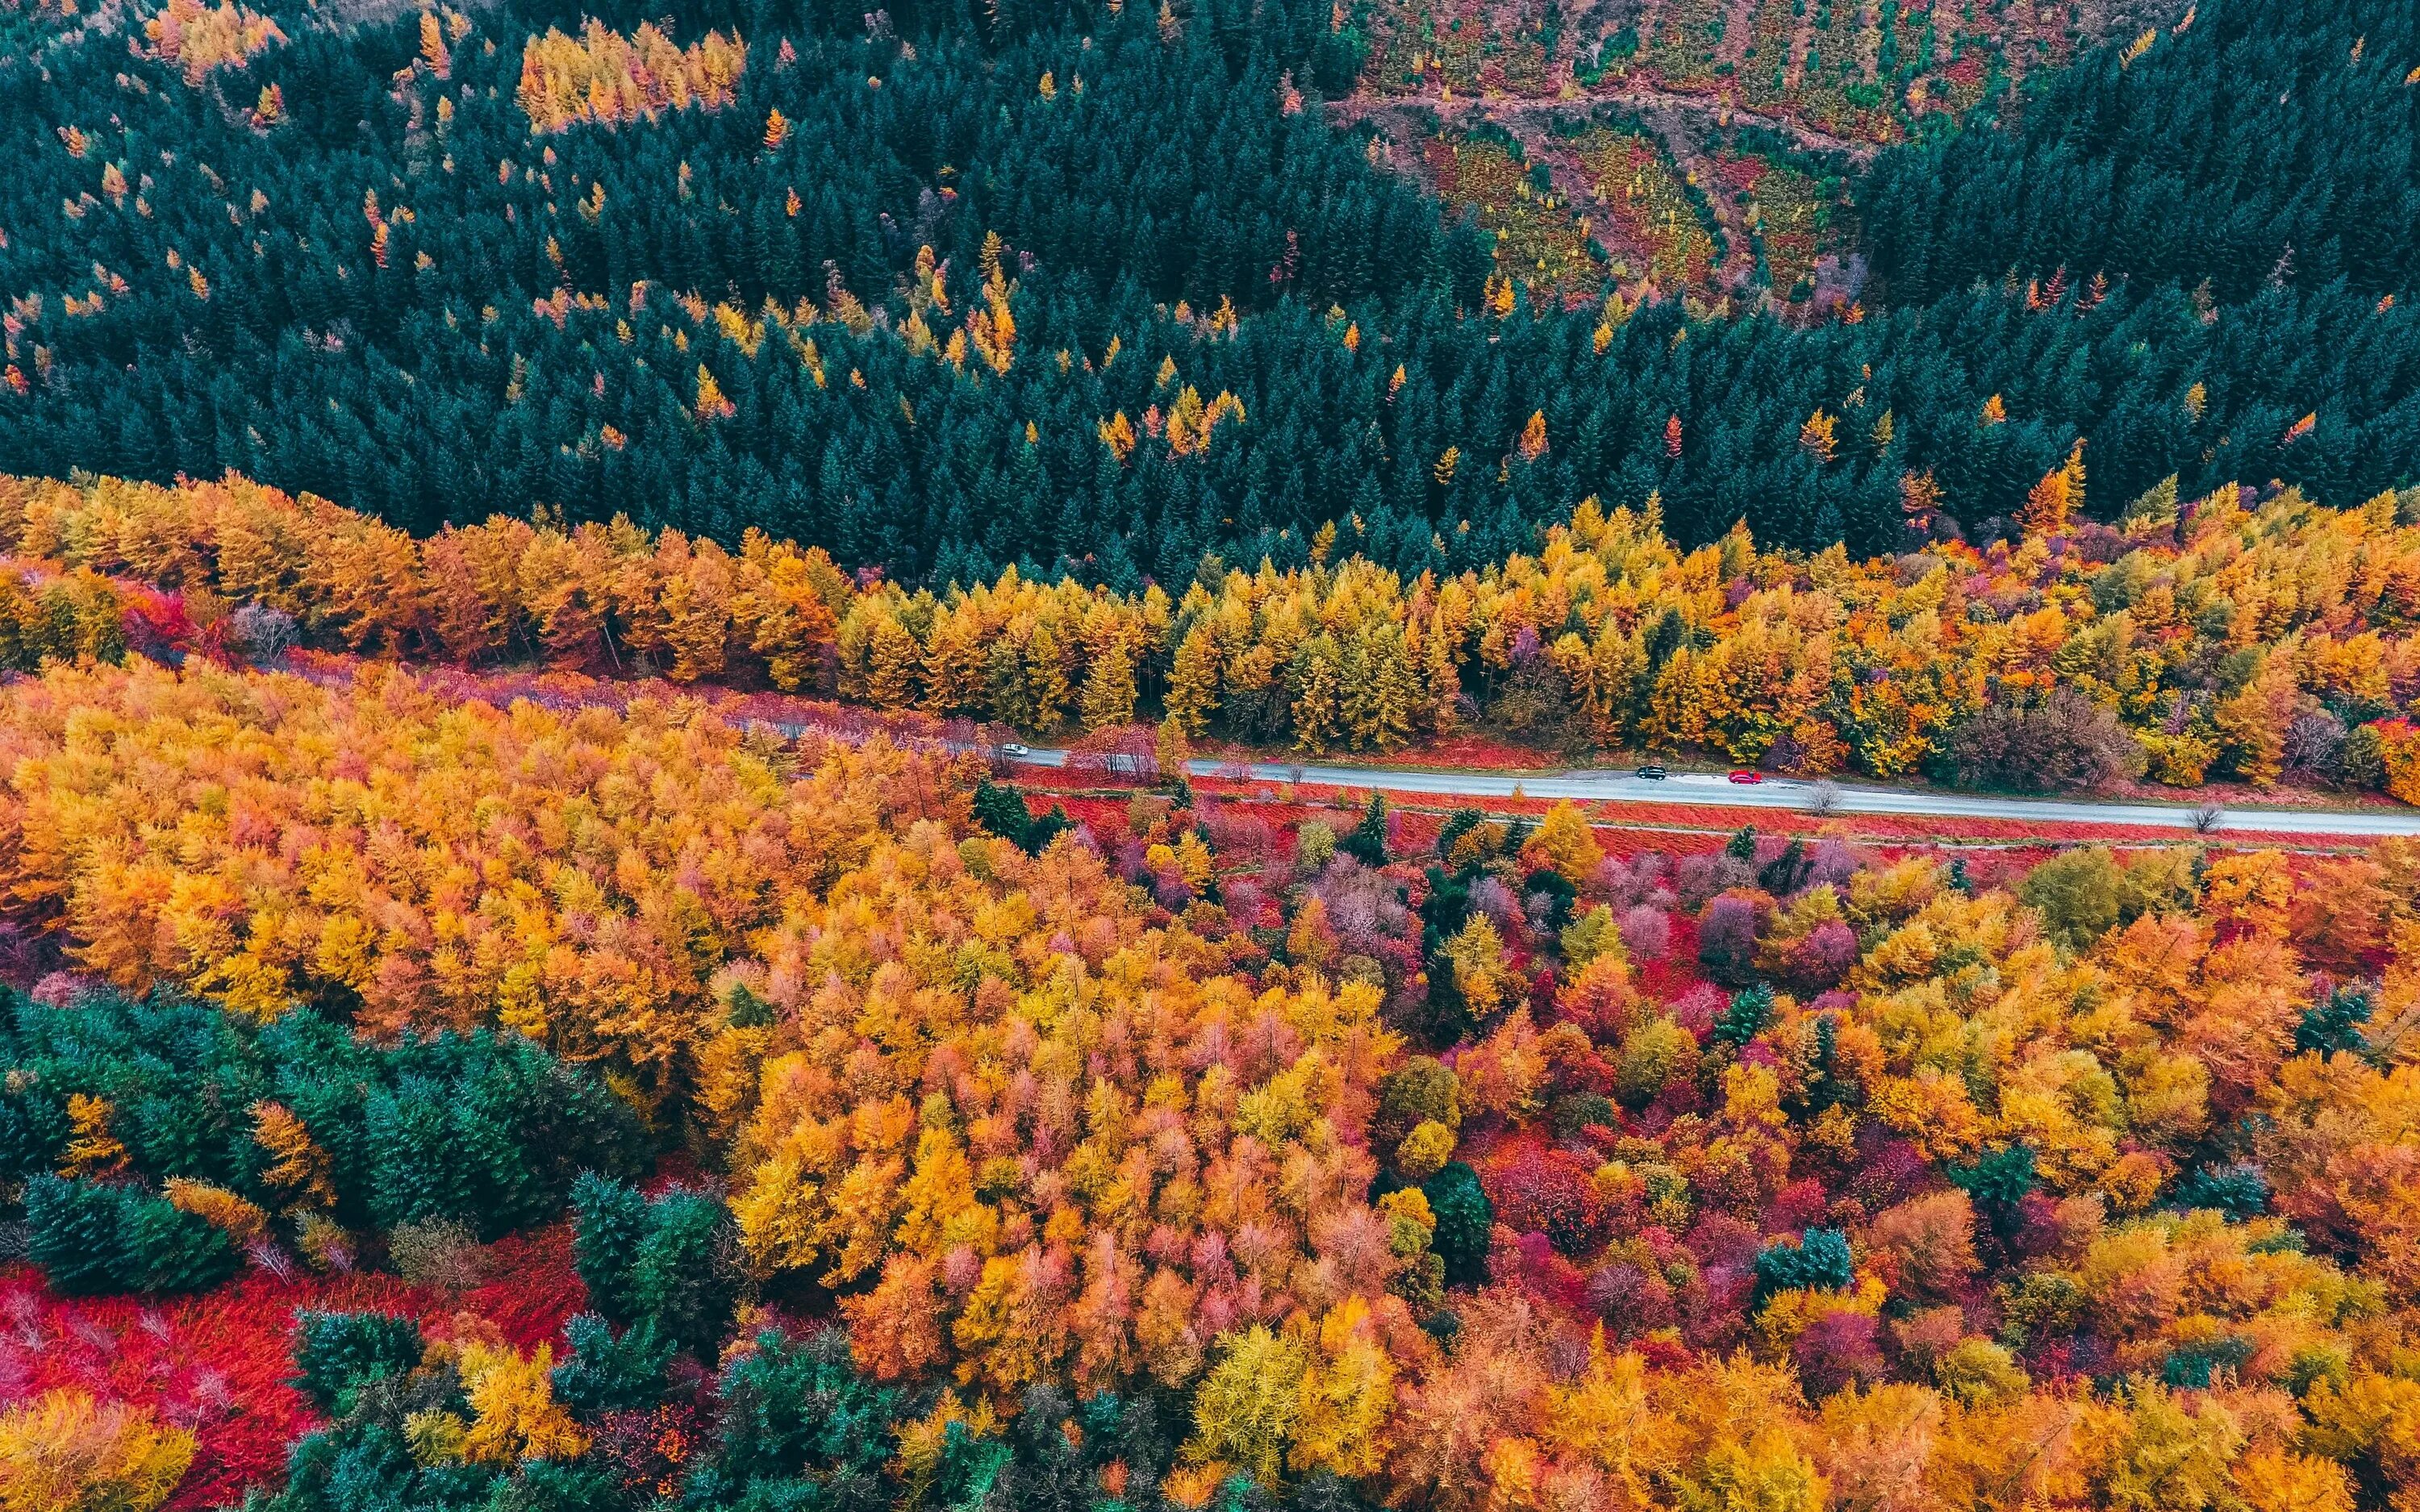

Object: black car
[1634,765,1667,780]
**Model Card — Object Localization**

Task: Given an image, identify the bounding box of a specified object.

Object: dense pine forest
[0,0,2412,585]
[1860,0,2420,306]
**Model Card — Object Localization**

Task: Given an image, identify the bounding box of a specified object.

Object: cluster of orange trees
[515,20,748,133]
[0,656,968,1098]
[10,470,2420,794]
[135,0,286,85]
[0,656,1434,1495]
[2,639,2420,1508]
[0,473,860,689]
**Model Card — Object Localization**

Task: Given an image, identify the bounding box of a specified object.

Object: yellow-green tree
[1165,621,1220,737]
[0,1390,194,1512]
[1521,802,1605,884]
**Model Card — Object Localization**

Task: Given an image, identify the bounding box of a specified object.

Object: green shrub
[551,1314,674,1417]
[292,1310,427,1415]
[572,1176,743,1358]
[1421,1161,1494,1289]
[23,1176,127,1295]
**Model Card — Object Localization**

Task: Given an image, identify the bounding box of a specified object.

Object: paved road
[1006,749,2420,839]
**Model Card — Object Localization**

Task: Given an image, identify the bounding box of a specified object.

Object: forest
[0,0,2410,584]
[2,0,2419,1503]
[2,644,2420,1510]
[0,475,2406,1510]
[7,468,2420,798]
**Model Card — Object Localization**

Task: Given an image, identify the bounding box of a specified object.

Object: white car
[1001,742,1033,760]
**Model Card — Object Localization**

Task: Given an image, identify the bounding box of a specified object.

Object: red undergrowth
[0,1226,587,1509]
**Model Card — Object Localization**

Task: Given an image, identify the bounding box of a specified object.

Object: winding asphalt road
[1007,750,2420,839]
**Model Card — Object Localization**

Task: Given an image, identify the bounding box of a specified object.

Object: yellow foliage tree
[0,1390,194,1512]
[1187,1326,1308,1485]
[1520,802,1604,885]
[2214,652,2301,787]
[252,1101,337,1210]
[1516,410,1547,462]
[1166,623,1220,738]
[60,1093,127,1178]
[457,1343,588,1464]
[1442,914,1511,1019]
[138,0,286,85]
[164,1177,268,1241]
[517,20,745,131]
[2023,441,2087,538]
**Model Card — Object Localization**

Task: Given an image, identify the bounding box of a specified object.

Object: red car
[1727,769,1763,785]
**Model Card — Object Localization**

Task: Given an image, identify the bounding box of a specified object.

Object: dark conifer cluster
[0,0,2410,582]
[0,985,649,1293]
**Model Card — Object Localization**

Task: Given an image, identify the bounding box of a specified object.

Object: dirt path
[1784,1,1813,93]
[1715,0,1759,68]
[1327,86,1883,163]
[1634,96,1771,291]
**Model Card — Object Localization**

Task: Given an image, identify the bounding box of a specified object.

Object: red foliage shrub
[1667,981,1726,1039]
[1583,1260,1677,1336]
[1845,1136,1933,1212]
[1197,802,1273,864]
[1767,1178,1831,1234]
[593,1400,709,1501]
[0,1221,590,1509]
[459,1226,588,1350]
[1682,1261,1754,1353]
[1483,1140,1614,1256]
[1784,920,1860,990]
[1696,893,1765,985]
[1617,905,1671,961]
[1792,1309,1886,1397]
[119,586,199,663]
[1065,723,1162,785]
[0,1262,420,1507]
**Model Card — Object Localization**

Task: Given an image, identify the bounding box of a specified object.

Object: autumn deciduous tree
[2256,1052,2420,1301]
[2022,443,2086,538]
[457,1342,589,1464]
[136,0,285,82]
[0,1390,194,1512]
[516,20,745,131]
[0,660,2414,1512]
[2216,652,2301,787]
[1521,802,1604,885]
[1942,689,2145,793]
